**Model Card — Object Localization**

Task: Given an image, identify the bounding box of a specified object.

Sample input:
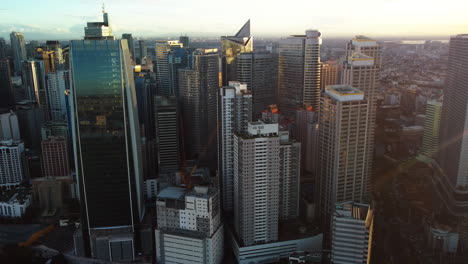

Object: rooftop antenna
[102,1,105,13]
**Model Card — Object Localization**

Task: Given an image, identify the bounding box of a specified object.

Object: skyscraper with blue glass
[70,9,144,261]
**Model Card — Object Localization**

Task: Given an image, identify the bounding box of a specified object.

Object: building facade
[70,10,144,261]
[155,95,180,173]
[417,100,443,163]
[10,32,27,74]
[0,140,25,188]
[155,186,224,264]
[179,49,219,167]
[41,136,69,177]
[218,82,252,212]
[46,70,69,121]
[438,34,468,187]
[236,52,277,118]
[234,122,280,246]
[221,20,252,86]
[318,85,370,220]
[278,30,322,116]
[331,202,374,264]
[0,60,15,109]
[0,112,20,141]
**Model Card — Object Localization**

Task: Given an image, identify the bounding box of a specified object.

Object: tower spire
[102,1,105,13]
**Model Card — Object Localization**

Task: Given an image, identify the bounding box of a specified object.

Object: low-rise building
[0,186,32,218]
[155,186,223,264]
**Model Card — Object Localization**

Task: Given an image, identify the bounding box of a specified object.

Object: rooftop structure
[325,85,365,102]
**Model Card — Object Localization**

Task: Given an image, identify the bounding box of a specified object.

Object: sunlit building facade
[221,20,253,86]
[278,30,322,116]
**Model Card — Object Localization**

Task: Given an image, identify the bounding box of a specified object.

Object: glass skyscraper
[70,10,144,261]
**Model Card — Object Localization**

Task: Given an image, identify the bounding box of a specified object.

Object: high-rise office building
[10,32,27,74]
[234,121,280,246]
[41,136,69,177]
[16,101,46,150]
[0,140,26,188]
[22,60,47,107]
[278,130,301,220]
[0,60,15,109]
[318,85,370,220]
[155,186,224,264]
[438,34,468,187]
[70,9,144,261]
[135,76,155,139]
[417,100,443,163]
[155,95,180,173]
[218,81,252,212]
[0,38,6,59]
[46,70,69,121]
[155,40,184,95]
[320,61,339,90]
[331,202,374,264]
[138,40,147,63]
[84,7,114,40]
[46,41,64,67]
[41,50,56,74]
[278,30,322,116]
[179,48,219,166]
[0,111,20,141]
[236,52,278,118]
[221,20,252,86]
[179,35,189,48]
[295,106,319,174]
[122,33,135,60]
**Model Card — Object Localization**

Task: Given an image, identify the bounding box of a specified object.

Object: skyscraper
[155,95,180,173]
[318,85,370,221]
[0,60,15,109]
[10,32,27,74]
[138,40,147,63]
[221,20,252,86]
[0,38,6,59]
[295,106,319,174]
[22,60,47,106]
[234,121,280,246]
[16,101,46,150]
[278,130,301,220]
[438,34,468,187]
[0,111,20,141]
[331,202,374,264]
[70,10,144,261]
[179,48,219,167]
[46,70,69,121]
[155,40,184,95]
[278,30,322,116]
[320,61,339,90]
[122,33,135,60]
[218,81,252,212]
[417,100,443,163]
[236,52,278,118]
[179,35,189,48]
[41,136,69,177]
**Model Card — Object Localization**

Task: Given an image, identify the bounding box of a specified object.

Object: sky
[0,0,467,40]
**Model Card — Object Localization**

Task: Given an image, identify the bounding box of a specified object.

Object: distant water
[399,40,449,44]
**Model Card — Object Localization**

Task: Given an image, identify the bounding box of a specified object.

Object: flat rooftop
[325,85,365,102]
[157,187,187,200]
[335,201,370,221]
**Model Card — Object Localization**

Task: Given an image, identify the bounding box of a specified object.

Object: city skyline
[0,0,467,40]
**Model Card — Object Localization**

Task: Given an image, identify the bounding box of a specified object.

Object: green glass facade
[70,39,143,230]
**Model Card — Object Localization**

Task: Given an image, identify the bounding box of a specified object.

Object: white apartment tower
[46,70,69,121]
[318,85,370,220]
[218,81,252,212]
[331,202,374,264]
[0,140,26,188]
[155,186,224,264]
[278,30,322,116]
[234,121,280,246]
